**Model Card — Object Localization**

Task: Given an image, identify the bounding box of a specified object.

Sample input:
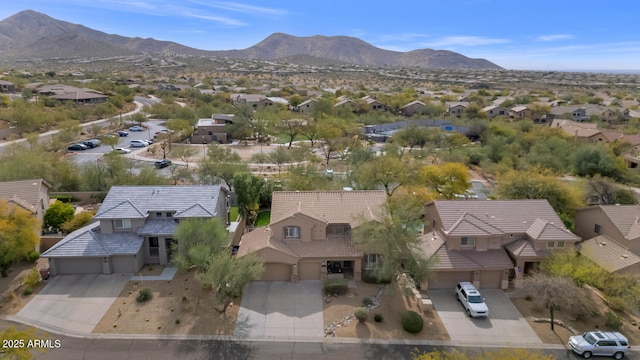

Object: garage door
[479,270,502,289]
[428,271,473,289]
[261,263,291,281]
[298,261,321,280]
[57,258,103,274]
[112,255,136,273]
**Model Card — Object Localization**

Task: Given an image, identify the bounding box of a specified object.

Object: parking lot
[428,289,542,346]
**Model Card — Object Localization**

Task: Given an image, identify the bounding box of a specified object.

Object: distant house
[296,98,318,114]
[334,96,356,111]
[361,96,385,112]
[548,105,627,124]
[0,179,51,224]
[481,104,508,119]
[509,105,534,119]
[0,80,15,93]
[190,114,234,144]
[231,93,274,109]
[50,91,109,104]
[400,100,426,117]
[42,185,230,275]
[363,119,470,143]
[446,102,468,117]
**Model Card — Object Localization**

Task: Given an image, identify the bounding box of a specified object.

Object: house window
[594,224,601,234]
[461,237,475,246]
[156,212,162,217]
[114,219,132,229]
[547,241,555,248]
[557,241,565,248]
[364,254,382,270]
[149,237,159,257]
[284,226,300,239]
[327,224,350,236]
[166,212,172,217]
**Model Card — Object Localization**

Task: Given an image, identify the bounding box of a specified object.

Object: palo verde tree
[43,200,75,232]
[0,200,40,277]
[198,144,249,190]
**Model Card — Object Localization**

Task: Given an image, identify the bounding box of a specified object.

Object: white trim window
[284,226,300,239]
[114,219,132,229]
[364,254,382,270]
[557,241,565,248]
[460,237,475,246]
[547,241,556,249]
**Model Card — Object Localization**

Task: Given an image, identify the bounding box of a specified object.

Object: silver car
[568,331,630,359]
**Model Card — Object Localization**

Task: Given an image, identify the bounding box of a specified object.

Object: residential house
[550,119,602,143]
[574,205,640,273]
[42,185,229,275]
[481,104,508,119]
[190,114,234,144]
[420,200,579,289]
[400,100,426,117]
[0,179,51,224]
[361,96,386,112]
[446,102,469,117]
[231,93,274,109]
[362,119,470,143]
[509,105,535,120]
[334,96,356,112]
[236,190,387,282]
[50,91,109,104]
[0,80,15,93]
[548,105,627,124]
[296,99,318,114]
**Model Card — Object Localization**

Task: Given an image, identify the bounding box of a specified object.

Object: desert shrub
[25,251,40,263]
[607,296,627,312]
[374,313,383,323]
[605,311,622,330]
[22,287,34,296]
[22,269,41,288]
[401,310,424,334]
[136,288,153,303]
[525,294,534,301]
[354,307,369,322]
[324,278,348,295]
[362,297,373,307]
[362,270,391,284]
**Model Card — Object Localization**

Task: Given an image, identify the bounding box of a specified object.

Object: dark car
[68,143,88,151]
[117,130,129,137]
[155,159,172,169]
[81,139,101,148]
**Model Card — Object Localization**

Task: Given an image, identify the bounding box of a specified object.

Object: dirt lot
[324,281,449,340]
[93,267,238,335]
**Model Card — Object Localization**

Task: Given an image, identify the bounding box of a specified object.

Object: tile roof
[94,185,225,220]
[137,219,177,236]
[236,227,299,260]
[526,218,580,241]
[419,234,512,270]
[431,200,573,237]
[0,179,50,214]
[505,239,549,258]
[592,205,640,239]
[578,235,640,273]
[42,222,143,257]
[283,237,363,258]
[270,191,387,228]
[401,100,425,109]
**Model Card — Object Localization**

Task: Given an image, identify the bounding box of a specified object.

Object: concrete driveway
[12,273,129,334]
[235,281,324,339]
[429,289,542,346]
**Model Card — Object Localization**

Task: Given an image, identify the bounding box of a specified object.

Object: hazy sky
[2,0,639,71]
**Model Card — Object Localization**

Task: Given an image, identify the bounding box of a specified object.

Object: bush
[374,313,383,323]
[605,311,622,330]
[362,297,373,307]
[22,286,34,296]
[401,310,424,334]
[136,288,153,303]
[25,251,40,263]
[354,307,369,322]
[524,294,534,301]
[324,278,348,295]
[362,271,391,284]
[607,296,627,312]
[22,269,41,288]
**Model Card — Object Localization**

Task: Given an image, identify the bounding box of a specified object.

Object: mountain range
[0,10,502,70]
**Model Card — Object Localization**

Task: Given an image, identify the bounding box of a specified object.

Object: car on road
[130,139,148,148]
[155,159,172,169]
[455,282,489,318]
[67,143,88,151]
[129,125,144,131]
[81,139,101,148]
[116,130,129,137]
[112,147,131,154]
[568,331,630,359]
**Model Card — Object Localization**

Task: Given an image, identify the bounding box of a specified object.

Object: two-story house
[190,114,234,144]
[420,200,579,289]
[42,185,229,275]
[481,104,508,119]
[0,179,51,224]
[574,205,640,274]
[231,93,274,109]
[446,102,469,117]
[236,190,387,282]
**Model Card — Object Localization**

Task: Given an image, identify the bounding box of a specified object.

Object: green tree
[275,118,305,149]
[173,218,230,270]
[267,146,291,173]
[171,146,197,169]
[198,144,249,189]
[101,135,119,150]
[572,144,626,180]
[352,155,409,196]
[44,200,75,231]
[60,211,95,234]
[0,326,48,359]
[233,173,265,225]
[419,162,471,199]
[0,201,40,277]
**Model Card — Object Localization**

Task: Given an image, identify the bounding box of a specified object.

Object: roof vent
[621,254,629,259]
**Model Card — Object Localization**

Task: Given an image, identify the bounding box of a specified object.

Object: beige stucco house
[401,100,426,117]
[190,114,234,144]
[0,178,51,223]
[420,200,579,290]
[236,190,387,282]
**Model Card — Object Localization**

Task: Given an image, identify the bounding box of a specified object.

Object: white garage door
[479,270,502,289]
[57,258,103,274]
[428,271,473,289]
[298,261,321,280]
[261,263,291,281]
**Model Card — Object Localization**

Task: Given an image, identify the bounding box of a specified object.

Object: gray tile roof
[578,235,640,273]
[137,219,177,236]
[95,185,225,220]
[42,222,143,257]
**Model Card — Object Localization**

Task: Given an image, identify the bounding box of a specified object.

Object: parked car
[130,139,148,148]
[155,159,172,169]
[142,139,153,144]
[455,282,489,318]
[129,125,144,131]
[117,130,129,137]
[112,147,131,154]
[82,139,101,148]
[568,331,630,359]
[67,143,88,151]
